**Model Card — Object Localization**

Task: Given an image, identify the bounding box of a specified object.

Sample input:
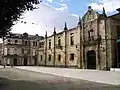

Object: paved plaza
[15,66,120,85]
[0,67,120,90]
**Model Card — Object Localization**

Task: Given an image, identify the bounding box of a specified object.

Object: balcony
[83,35,101,46]
[56,44,63,50]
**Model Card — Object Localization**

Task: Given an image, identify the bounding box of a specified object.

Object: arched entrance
[87,50,96,69]
[24,58,27,66]
[13,58,17,66]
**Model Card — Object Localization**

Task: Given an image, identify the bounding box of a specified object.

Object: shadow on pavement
[0,77,50,90]
[0,76,120,90]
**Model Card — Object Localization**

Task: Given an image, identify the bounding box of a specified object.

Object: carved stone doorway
[87,50,96,69]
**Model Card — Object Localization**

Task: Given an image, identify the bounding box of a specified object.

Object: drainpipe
[78,16,82,69]
[82,23,86,69]
[64,22,68,68]
[53,27,56,67]
[97,19,101,70]
[45,31,47,66]
[65,30,67,67]
[104,18,108,70]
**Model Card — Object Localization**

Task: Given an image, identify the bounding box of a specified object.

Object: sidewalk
[0,65,11,68]
[15,66,120,85]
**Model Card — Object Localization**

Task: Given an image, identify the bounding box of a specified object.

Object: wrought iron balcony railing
[83,35,101,46]
[56,44,63,50]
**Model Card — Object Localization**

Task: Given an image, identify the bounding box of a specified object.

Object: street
[0,68,120,90]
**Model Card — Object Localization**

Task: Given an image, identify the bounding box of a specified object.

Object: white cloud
[89,0,120,13]
[47,0,53,3]
[12,3,78,36]
[60,0,70,2]
[71,14,79,17]
[55,3,68,12]
[60,0,64,2]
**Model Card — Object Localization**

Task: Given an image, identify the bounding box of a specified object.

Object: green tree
[0,0,41,37]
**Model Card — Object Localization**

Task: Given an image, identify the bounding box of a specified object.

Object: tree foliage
[0,0,40,37]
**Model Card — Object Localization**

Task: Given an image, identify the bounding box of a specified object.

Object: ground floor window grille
[40,55,42,61]
[48,55,51,61]
[58,54,61,61]
[70,53,74,61]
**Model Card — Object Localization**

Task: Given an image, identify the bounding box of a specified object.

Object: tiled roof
[6,33,44,40]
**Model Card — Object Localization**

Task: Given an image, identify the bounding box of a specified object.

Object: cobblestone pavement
[0,68,120,90]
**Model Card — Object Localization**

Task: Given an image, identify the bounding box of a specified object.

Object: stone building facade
[38,6,120,70]
[1,6,120,70]
[2,33,43,66]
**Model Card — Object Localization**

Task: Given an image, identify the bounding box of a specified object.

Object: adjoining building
[2,32,43,66]
[37,6,120,70]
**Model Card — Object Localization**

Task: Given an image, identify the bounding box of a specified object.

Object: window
[88,31,90,39]
[42,42,44,48]
[7,48,10,55]
[48,55,51,61]
[22,40,24,45]
[33,41,35,46]
[42,42,44,45]
[28,49,30,54]
[49,40,51,49]
[14,48,17,51]
[39,42,42,48]
[70,53,74,61]
[58,39,61,46]
[8,40,10,44]
[88,29,94,41]
[35,51,37,55]
[36,42,37,46]
[14,48,17,54]
[28,41,30,45]
[21,48,24,54]
[40,55,42,61]
[117,26,120,39]
[70,36,74,45]
[25,41,27,45]
[76,45,78,48]
[39,42,44,48]
[58,54,61,61]
[15,40,18,44]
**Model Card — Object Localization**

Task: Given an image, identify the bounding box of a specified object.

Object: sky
[12,0,120,36]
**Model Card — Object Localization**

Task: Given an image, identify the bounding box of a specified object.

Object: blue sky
[12,0,120,36]
[44,0,120,16]
[44,0,93,16]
